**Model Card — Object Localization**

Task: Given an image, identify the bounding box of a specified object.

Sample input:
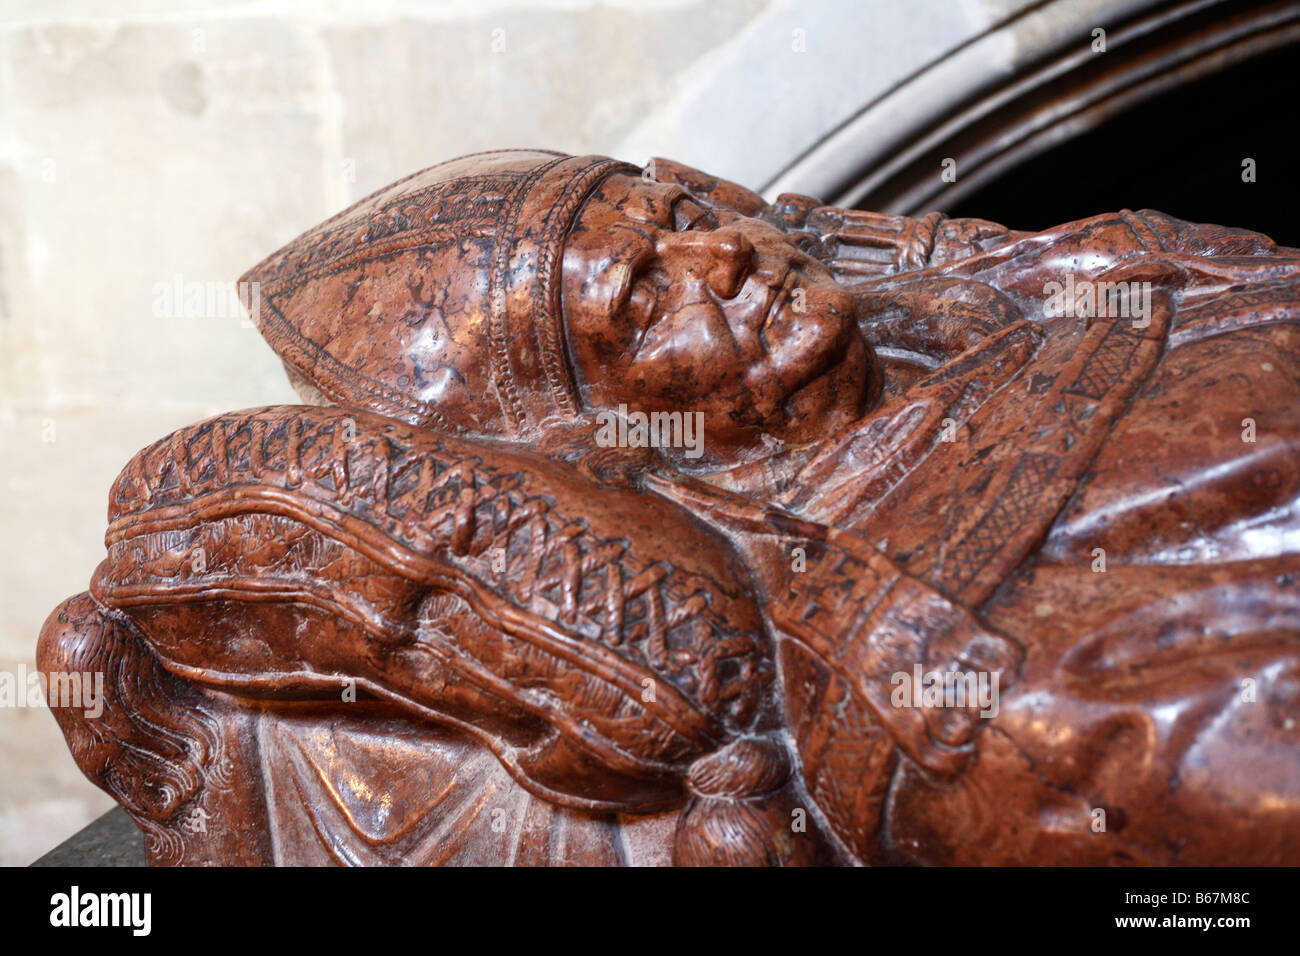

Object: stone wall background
[0,0,1037,864]
[0,0,789,865]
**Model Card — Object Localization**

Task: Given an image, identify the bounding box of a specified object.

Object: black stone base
[30,807,147,867]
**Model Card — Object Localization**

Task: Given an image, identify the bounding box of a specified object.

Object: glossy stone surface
[39,149,1300,865]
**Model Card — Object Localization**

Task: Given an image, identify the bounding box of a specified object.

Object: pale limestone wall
[0,0,1057,865]
[0,0,776,864]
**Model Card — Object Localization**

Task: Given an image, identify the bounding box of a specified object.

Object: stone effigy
[39,149,1300,865]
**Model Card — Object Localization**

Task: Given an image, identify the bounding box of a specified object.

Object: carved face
[561,173,878,465]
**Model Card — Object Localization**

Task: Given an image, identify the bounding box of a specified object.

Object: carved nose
[657,228,755,299]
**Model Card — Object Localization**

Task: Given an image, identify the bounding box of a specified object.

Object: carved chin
[775,333,879,443]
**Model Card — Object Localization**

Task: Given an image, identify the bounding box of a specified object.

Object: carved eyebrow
[672,196,718,231]
[652,187,689,225]
[609,219,657,242]
[616,184,686,229]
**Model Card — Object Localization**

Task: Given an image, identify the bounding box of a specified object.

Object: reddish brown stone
[39,150,1300,865]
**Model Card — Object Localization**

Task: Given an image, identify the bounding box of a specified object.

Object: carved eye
[672,197,718,232]
[622,272,659,337]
